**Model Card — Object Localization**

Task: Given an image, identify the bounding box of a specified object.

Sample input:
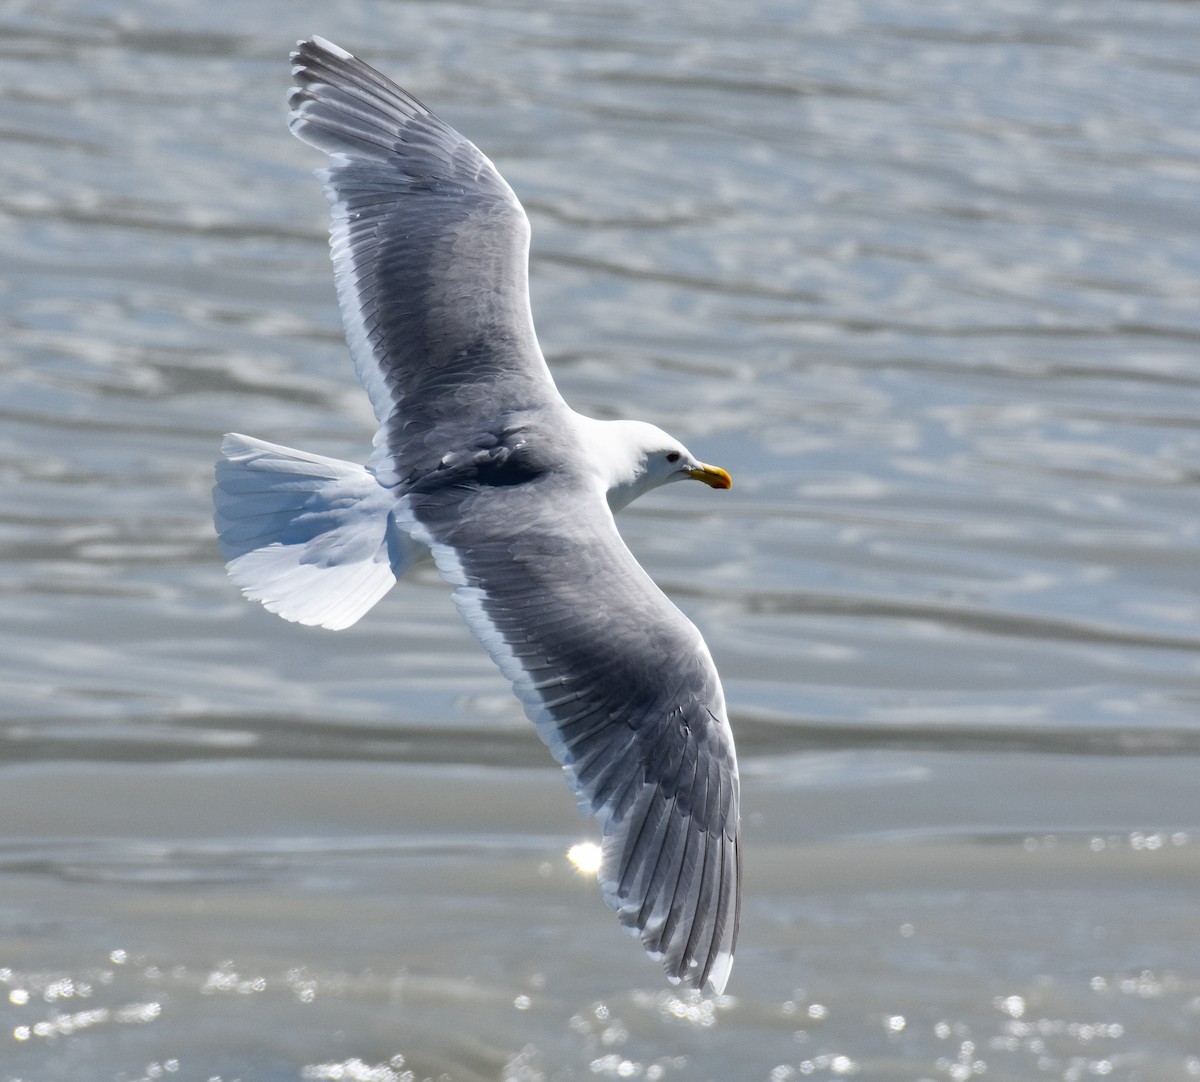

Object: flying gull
[213,36,741,994]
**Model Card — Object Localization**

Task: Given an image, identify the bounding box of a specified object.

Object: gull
[213,36,740,994]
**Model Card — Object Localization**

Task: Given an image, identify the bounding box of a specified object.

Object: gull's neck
[571,413,665,513]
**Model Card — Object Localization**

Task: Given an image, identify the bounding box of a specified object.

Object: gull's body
[214,37,740,994]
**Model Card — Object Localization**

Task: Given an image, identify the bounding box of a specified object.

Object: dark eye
[666,452,681,463]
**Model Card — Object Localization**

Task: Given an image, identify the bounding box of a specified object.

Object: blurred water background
[3,1,1200,1079]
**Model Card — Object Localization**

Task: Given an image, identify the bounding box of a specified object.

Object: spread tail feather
[214,433,416,630]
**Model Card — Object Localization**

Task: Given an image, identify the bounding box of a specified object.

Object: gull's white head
[577,417,732,512]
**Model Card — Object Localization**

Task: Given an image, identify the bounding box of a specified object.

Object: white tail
[213,434,419,630]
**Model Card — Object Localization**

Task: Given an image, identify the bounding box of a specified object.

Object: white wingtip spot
[705,950,734,997]
[309,35,354,60]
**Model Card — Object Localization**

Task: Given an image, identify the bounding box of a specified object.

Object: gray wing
[403,471,741,994]
[288,38,563,487]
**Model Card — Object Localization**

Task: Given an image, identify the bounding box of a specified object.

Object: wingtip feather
[307,35,353,60]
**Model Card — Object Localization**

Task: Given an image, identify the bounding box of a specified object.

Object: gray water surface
[3,2,1200,1080]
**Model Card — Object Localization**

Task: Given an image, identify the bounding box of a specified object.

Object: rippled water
[4,1,1200,1079]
